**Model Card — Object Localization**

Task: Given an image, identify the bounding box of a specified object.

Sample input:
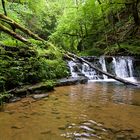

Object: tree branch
[1,0,7,16]
[0,23,30,45]
[0,14,45,41]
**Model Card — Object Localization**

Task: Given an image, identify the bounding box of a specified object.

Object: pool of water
[0,82,140,140]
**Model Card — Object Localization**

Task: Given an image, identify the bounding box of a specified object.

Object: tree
[1,0,7,15]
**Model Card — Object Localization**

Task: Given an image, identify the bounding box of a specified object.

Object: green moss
[0,41,69,94]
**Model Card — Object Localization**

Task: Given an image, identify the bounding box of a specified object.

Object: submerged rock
[40,129,51,135]
[32,93,49,100]
[116,134,126,140]
[9,97,21,103]
[11,125,24,129]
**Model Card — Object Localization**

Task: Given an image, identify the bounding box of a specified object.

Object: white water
[99,57,108,79]
[68,61,78,78]
[82,63,99,80]
[128,58,134,77]
[112,57,131,78]
[68,56,137,82]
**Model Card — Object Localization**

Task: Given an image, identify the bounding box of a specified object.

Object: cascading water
[68,56,137,82]
[127,58,134,77]
[99,57,108,79]
[112,57,129,78]
[82,63,99,80]
[68,61,78,78]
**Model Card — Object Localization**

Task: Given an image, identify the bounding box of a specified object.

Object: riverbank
[0,76,88,103]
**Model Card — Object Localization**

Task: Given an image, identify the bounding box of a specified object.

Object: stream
[0,56,140,140]
[0,82,140,140]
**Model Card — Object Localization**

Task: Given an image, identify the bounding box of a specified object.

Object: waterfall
[99,57,108,79]
[112,57,129,78]
[127,58,134,77]
[68,61,78,78]
[68,56,136,82]
[82,63,99,80]
[112,57,135,78]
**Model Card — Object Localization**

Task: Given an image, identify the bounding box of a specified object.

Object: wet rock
[51,111,60,114]
[11,125,24,129]
[130,134,139,140]
[80,125,95,132]
[76,72,85,77]
[58,126,66,130]
[52,97,58,101]
[9,97,21,102]
[106,127,119,133]
[74,132,92,137]
[123,128,134,132]
[32,93,49,100]
[65,115,71,118]
[92,126,102,131]
[40,130,51,134]
[116,134,126,140]
[34,90,42,94]
[73,65,81,72]
[56,76,88,86]
[19,113,30,118]
[56,116,61,119]
[22,115,30,118]
[105,56,113,63]
[64,93,69,96]
[7,82,54,97]
[4,111,15,115]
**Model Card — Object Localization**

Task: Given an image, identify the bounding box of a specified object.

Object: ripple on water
[60,119,140,140]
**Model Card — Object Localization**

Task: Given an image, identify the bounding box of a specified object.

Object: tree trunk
[1,0,7,16]
[0,23,30,45]
[0,14,45,41]
[66,52,139,86]
[97,0,109,47]
[132,0,140,26]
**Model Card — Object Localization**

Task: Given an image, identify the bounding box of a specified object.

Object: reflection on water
[0,82,140,140]
[69,82,140,106]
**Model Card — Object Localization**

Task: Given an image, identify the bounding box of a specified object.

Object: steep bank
[0,41,69,102]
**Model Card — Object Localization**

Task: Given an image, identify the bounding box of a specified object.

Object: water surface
[0,82,140,140]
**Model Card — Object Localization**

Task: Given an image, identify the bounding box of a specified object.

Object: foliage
[0,40,69,93]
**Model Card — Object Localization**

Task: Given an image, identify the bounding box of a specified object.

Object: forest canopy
[0,0,140,54]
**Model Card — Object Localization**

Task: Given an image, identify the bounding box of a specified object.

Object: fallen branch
[0,14,45,41]
[0,23,30,45]
[66,52,139,86]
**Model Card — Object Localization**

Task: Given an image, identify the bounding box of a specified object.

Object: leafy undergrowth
[0,39,69,97]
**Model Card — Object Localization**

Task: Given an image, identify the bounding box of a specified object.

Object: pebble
[116,134,125,140]
[58,126,66,130]
[131,134,139,140]
[9,97,21,102]
[40,130,51,134]
[11,125,24,129]
[123,128,134,132]
[51,111,60,114]
[56,116,61,119]
[32,94,49,99]
[4,111,15,115]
